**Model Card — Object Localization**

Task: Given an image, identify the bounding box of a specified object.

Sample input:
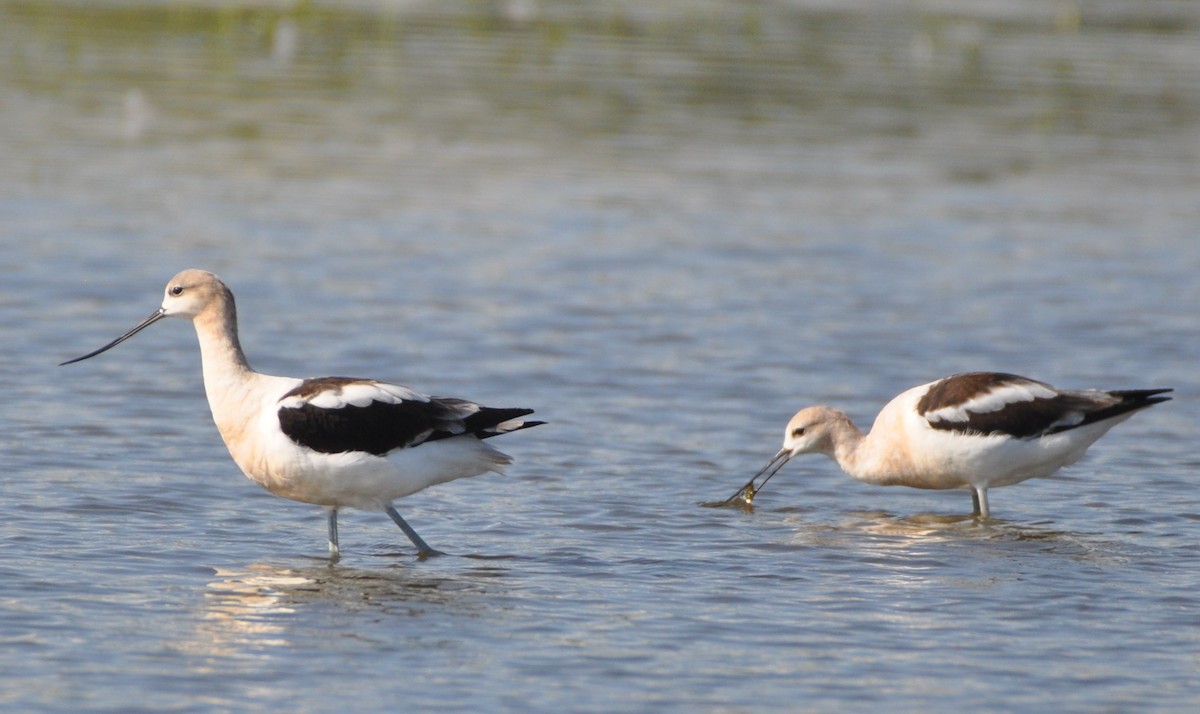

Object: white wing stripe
[279,380,430,410]
[926,382,1057,423]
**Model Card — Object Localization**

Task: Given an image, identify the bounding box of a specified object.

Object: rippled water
[2,2,1199,712]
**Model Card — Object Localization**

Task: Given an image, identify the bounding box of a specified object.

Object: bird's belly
[876,469,971,490]
[236,447,414,510]
[227,435,509,511]
[899,430,1079,490]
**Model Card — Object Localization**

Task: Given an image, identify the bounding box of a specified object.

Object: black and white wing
[277,376,539,456]
[915,372,1171,438]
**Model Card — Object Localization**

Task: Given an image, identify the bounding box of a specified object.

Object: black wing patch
[277,378,540,456]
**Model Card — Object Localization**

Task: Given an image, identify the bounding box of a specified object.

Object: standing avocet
[726,372,1170,517]
[62,269,542,559]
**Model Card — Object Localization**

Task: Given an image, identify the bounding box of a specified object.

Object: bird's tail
[1109,388,1173,407]
[479,418,546,440]
[1080,387,1173,427]
[466,407,544,440]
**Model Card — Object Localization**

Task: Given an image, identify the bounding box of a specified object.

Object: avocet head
[60,269,229,366]
[159,269,230,319]
[780,405,844,458]
[718,405,847,506]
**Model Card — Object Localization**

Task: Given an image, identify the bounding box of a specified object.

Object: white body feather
[763,372,1169,516]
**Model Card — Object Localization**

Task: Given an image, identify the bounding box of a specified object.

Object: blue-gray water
[2,2,1198,712]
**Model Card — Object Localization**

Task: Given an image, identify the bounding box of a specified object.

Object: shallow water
[2,1,1199,712]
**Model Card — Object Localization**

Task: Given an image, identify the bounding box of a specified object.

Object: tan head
[159,269,232,320]
[781,405,848,458]
[719,405,853,506]
[60,269,232,366]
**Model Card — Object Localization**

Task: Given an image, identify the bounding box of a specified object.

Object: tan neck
[191,298,257,448]
[826,415,868,476]
[194,299,251,379]
[835,413,919,486]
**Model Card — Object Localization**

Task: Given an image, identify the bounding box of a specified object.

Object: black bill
[702,448,793,508]
[60,308,167,366]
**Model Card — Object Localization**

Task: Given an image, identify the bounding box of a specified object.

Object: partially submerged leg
[385,505,441,558]
[327,507,340,559]
[971,487,990,518]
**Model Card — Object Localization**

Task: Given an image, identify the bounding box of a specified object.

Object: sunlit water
[2,2,1198,712]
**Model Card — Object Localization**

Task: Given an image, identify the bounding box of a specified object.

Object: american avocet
[727,372,1171,517]
[61,269,542,559]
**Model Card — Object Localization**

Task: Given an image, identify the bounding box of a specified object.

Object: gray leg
[327,507,340,559]
[385,505,440,558]
[972,488,990,518]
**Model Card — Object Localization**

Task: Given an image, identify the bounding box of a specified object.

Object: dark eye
[792,427,806,438]
[169,285,184,296]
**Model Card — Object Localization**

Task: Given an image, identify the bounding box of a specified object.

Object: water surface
[2,2,1198,712]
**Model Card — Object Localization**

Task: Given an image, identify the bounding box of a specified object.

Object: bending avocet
[62,269,542,558]
[728,372,1170,517]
